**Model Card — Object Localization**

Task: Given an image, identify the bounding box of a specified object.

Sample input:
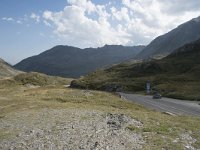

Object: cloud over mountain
[41,0,200,48]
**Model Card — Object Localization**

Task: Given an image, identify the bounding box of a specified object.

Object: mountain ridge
[14,45,145,78]
[136,16,200,59]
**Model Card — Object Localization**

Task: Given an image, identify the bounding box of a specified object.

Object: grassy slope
[0,72,71,87]
[0,58,21,78]
[0,76,200,149]
[72,39,200,100]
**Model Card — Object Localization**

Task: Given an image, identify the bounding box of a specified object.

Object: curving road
[118,93,200,116]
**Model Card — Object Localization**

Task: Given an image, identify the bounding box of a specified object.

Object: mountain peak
[103,44,123,48]
[193,16,200,23]
[136,16,200,59]
[14,45,145,78]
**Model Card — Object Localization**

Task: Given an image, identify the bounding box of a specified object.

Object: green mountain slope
[71,39,200,100]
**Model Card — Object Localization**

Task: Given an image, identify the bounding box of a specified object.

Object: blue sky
[0,0,68,64]
[0,0,200,64]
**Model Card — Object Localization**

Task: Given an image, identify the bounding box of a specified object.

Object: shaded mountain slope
[14,45,144,78]
[0,58,21,78]
[71,39,200,100]
[136,16,200,59]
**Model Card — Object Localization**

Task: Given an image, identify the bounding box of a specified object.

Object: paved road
[118,93,200,116]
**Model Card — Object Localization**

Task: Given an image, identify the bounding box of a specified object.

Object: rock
[107,114,127,130]
[70,80,85,89]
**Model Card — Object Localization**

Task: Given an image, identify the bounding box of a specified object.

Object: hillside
[136,16,200,59]
[1,71,200,149]
[0,58,21,78]
[71,39,200,100]
[0,72,71,87]
[14,45,145,78]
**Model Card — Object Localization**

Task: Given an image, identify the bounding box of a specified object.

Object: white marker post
[146,81,151,95]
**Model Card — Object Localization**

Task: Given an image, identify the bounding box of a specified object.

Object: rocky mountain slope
[136,16,200,59]
[71,38,200,100]
[0,58,21,78]
[14,45,145,78]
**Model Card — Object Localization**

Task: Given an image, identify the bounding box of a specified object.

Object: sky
[0,0,200,64]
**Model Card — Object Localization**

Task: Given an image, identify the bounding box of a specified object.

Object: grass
[14,72,72,86]
[71,41,200,101]
[72,67,200,100]
[0,129,13,140]
[0,77,200,149]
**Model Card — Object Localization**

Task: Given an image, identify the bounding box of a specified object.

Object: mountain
[0,58,21,78]
[71,38,200,100]
[136,16,200,59]
[14,45,145,78]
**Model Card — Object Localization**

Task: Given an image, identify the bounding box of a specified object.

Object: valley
[0,5,200,149]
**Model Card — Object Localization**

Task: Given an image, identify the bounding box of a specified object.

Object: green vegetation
[14,72,71,86]
[72,39,200,100]
[0,72,71,87]
[0,76,200,149]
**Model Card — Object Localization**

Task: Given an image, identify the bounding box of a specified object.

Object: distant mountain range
[71,38,200,100]
[136,16,200,59]
[14,16,200,78]
[0,58,21,78]
[14,45,145,78]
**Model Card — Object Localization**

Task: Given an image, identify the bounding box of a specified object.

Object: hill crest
[14,45,145,78]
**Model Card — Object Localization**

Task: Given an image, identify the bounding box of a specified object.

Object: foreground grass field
[0,74,200,149]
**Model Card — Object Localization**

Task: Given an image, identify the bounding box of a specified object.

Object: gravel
[0,108,145,150]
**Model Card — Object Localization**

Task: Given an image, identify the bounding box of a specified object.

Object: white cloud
[2,17,14,21]
[43,20,52,27]
[42,0,200,47]
[30,13,40,23]
[111,7,130,22]
[43,0,131,48]
[67,0,96,14]
[122,0,200,33]
[2,17,24,25]
[17,20,22,24]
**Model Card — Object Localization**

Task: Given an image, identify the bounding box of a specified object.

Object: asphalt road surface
[118,93,200,116]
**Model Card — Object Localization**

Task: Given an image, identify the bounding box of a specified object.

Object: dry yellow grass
[0,81,200,149]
